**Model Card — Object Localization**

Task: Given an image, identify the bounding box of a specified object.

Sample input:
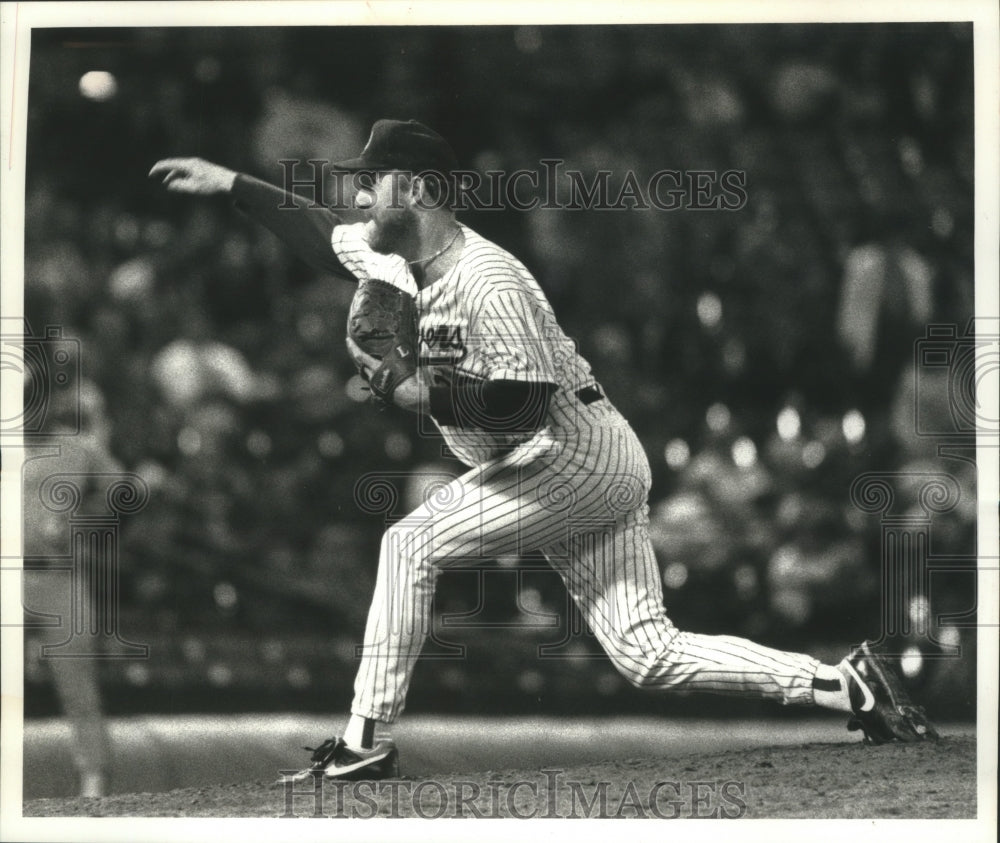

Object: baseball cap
[333,119,459,175]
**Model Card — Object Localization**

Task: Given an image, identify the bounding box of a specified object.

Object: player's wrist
[229,171,258,196]
[220,168,238,193]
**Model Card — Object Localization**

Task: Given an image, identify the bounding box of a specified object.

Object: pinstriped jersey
[332,222,603,466]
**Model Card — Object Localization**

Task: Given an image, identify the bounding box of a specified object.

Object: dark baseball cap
[333,119,459,175]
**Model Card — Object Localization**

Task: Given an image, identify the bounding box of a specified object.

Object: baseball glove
[346,279,418,404]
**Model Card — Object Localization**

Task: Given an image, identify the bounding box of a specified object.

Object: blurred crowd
[22,24,976,716]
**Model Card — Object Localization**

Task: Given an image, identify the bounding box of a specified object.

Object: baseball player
[22,383,117,797]
[150,119,937,782]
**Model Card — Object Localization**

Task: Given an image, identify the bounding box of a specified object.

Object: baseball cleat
[276,737,399,785]
[841,641,940,745]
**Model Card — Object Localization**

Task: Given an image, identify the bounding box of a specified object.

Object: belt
[575,385,604,405]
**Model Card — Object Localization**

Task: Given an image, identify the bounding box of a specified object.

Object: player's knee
[380,524,402,552]
[382,521,415,550]
[600,644,661,687]
[617,660,661,688]
[604,626,679,688]
[380,523,435,569]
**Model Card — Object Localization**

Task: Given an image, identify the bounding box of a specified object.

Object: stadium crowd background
[22,23,976,719]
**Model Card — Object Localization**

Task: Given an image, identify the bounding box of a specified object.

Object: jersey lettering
[420,324,467,365]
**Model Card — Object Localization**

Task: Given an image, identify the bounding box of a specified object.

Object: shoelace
[304,738,341,763]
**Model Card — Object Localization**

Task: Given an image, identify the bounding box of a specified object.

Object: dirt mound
[23,735,974,819]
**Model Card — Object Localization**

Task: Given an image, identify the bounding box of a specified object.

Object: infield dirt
[23,734,975,819]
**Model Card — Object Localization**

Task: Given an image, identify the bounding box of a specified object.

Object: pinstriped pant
[351,414,820,723]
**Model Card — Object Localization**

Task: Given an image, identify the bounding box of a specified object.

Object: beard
[365,208,418,256]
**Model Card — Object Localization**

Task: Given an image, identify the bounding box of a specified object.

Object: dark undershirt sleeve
[230,174,352,279]
[429,379,557,433]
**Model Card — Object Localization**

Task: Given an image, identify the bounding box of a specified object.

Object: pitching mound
[23,735,974,818]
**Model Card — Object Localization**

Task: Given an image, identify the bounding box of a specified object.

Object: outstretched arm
[149,158,350,279]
